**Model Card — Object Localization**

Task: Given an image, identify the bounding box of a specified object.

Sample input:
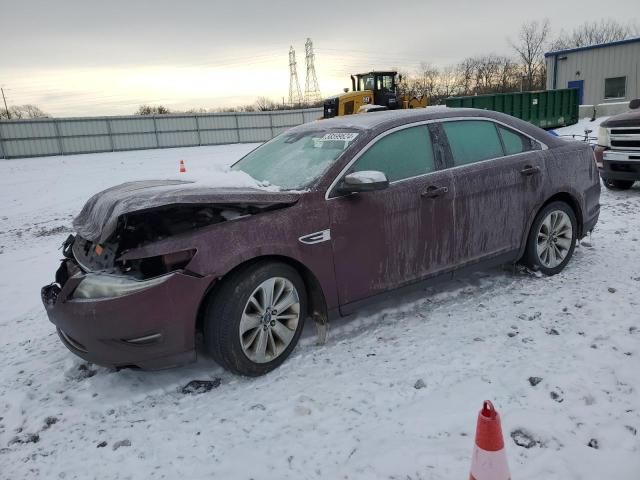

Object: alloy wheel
[536,210,573,268]
[239,277,301,363]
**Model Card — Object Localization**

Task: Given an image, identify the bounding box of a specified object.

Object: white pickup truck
[595,99,640,190]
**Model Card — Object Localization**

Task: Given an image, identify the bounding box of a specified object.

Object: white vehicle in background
[595,99,640,190]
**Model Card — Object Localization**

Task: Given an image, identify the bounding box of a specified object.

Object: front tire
[602,178,634,190]
[524,201,577,276]
[203,261,306,376]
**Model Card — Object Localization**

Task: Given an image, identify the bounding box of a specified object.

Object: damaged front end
[48,190,299,297]
[40,225,212,369]
[42,204,239,305]
[41,182,301,369]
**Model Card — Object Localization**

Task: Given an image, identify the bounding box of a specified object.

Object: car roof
[293,107,565,147]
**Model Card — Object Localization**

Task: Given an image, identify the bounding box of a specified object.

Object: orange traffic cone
[469,401,510,480]
[179,159,186,173]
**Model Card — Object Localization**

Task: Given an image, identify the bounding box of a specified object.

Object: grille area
[610,127,640,151]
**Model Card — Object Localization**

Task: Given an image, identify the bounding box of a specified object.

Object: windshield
[231,129,360,190]
[358,74,375,91]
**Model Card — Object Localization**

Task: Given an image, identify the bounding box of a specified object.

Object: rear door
[439,119,545,265]
[327,124,454,309]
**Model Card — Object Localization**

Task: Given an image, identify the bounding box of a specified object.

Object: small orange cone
[179,159,186,173]
[469,401,510,480]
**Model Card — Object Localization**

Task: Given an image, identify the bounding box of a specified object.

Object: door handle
[520,165,541,176]
[421,185,449,198]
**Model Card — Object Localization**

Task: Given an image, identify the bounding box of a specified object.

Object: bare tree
[255,97,279,111]
[474,55,502,93]
[496,57,521,92]
[511,19,550,91]
[456,57,478,96]
[436,65,460,100]
[135,104,171,115]
[396,69,418,97]
[551,19,639,50]
[451,55,520,95]
[418,62,440,99]
[0,104,49,119]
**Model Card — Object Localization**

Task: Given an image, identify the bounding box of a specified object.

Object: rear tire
[524,201,577,276]
[602,178,634,190]
[203,261,306,376]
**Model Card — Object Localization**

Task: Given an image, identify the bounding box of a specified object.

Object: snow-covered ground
[1,133,639,480]
[550,116,606,144]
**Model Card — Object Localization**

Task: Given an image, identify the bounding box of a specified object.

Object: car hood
[601,109,640,128]
[73,179,302,243]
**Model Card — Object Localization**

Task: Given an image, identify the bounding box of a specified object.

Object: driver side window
[349,125,435,182]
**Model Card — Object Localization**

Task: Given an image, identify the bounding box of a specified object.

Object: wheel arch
[542,192,583,234]
[518,191,584,259]
[195,255,329,334]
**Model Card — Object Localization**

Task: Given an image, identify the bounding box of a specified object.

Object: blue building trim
[545,36,640,57]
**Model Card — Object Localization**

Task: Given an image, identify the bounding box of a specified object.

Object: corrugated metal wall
[545,40,640,105]
[0,108,323,159]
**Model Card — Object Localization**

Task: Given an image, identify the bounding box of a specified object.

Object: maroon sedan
[42,109,600,376]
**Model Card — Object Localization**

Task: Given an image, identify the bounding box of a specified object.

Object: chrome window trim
[325,116,548,200]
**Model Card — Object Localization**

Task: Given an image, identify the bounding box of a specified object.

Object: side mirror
[338,170,389,193]
[629,99,640,110]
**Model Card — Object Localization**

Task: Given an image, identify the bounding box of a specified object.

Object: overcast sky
[1,0,638,116]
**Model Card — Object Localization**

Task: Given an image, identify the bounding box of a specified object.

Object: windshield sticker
[319,132,359,142]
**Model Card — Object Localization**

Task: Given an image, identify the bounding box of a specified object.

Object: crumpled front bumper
[41,259,212,370]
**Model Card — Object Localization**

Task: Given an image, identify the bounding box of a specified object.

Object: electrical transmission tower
[304,38,322,105]
[288,46,303,106]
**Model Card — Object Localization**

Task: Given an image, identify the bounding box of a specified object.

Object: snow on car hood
[73,171,302,243]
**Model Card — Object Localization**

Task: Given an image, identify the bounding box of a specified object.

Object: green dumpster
[445,88,579,129]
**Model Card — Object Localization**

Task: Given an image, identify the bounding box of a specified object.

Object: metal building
[545,37,640,106]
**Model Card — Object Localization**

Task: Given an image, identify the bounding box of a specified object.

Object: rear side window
[498,125,537,155]
[350,125,435,182]
[442,120,503,166]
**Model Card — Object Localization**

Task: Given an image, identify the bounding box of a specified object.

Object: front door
[568,80,584,105]
[439,119,545,265]
[327,124,454,309]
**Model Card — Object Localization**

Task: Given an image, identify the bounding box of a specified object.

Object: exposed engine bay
[68,202,289,280]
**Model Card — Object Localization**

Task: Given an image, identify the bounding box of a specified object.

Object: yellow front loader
[323,71,428,119]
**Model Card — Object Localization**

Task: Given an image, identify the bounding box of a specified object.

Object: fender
[118,198,340,311]
[516,188,585,260]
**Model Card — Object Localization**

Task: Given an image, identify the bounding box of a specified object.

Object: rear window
[498,125,537,155]
[442,120,503,166]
